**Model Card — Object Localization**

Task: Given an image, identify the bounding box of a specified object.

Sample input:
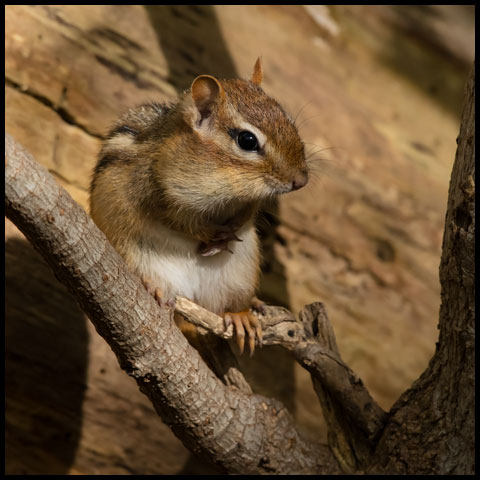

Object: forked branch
[6,132,345,474]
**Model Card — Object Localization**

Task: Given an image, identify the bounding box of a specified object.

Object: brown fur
[90,59,308,312]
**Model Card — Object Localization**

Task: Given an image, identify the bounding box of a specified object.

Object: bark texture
[367,62,475,475]
[5,132,339,475]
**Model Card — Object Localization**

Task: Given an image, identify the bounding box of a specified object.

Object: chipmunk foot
[250,296,267,316]
[223,309,262,356]
[141,276,176,309]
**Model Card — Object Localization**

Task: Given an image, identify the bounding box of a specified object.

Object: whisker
[296,113,325,131]
[293,100,315,126]
[305,144,347,161]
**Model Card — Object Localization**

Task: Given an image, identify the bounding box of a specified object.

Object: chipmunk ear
[251,57,263,85]
[190,75,224,126]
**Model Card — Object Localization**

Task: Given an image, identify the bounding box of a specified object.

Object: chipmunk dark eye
[237,130,259,151]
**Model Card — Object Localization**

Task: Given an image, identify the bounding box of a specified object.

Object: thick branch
[177,298,386,432]
[366,62,475,475]
[5,132,340,475]
[176,295,387,471]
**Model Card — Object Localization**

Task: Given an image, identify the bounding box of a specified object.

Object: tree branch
[365,62,475,475]
[176,296,387,471]
[5,131,341,474]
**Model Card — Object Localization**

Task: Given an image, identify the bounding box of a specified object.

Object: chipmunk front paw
[250,296,267,316]
[198,226,243,257]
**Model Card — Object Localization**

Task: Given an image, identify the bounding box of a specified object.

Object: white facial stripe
[107,133,134,149]
[222,103,267,150]
[192,101,268,160]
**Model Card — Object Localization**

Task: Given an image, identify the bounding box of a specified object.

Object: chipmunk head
[168,57,308,214]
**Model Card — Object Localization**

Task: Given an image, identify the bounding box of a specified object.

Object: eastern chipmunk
[90,58,308,355]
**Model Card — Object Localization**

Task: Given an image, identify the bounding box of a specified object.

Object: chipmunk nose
[291,170,308,191]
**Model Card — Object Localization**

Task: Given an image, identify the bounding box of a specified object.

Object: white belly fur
[125,221,259,315]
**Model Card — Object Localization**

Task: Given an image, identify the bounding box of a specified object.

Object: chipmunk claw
[198,240,233,256]
[141,276,175,309]
[223,310,262,356]
[198,227,243,257]
[250,296,267,316]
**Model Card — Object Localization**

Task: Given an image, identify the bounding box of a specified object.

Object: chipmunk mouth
[264,178,292,195]
[264,172,308,196]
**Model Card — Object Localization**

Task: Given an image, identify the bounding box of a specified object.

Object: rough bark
[177,296,387,471]
[5,132,339,475]
[366,62,475,475]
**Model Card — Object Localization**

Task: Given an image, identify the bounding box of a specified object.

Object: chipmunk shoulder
[90,58,308,353]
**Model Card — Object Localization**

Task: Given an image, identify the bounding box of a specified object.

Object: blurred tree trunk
[4,4,475,472]
[5,62,475,475]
